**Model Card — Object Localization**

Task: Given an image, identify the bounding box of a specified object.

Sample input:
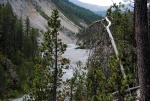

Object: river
[12,43,89,101]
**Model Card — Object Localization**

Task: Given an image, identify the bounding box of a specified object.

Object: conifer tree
[48,9,61,101]
[16,17,23,51]
[76,3,137,100]
[24,9,67,101]
[30,28,38,58]
[1,2,14,55]
[135,0,150,100]
[25,16,30,39]
[0,2,39,99]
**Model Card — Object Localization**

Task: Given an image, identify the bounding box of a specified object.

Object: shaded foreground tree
[135,0,150,100]
[24,9,67,101]
[48,9,60,101]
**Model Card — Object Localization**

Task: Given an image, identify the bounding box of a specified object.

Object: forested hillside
[76,1,150,101]
[50,0,102,26]
[0,3,38,99]
[0,0,101,99]
[0,0,150,101]
[77,4,137,100]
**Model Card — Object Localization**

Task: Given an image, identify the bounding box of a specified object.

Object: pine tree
[135,0,150,100]
[76,3,137,100]
[30,28,38,58]
[0,3,39,99]
[25,16,30,39]
[24,9,67,101]
[48,9,61,101]
[17,17,23,51]
[1,2,14,55]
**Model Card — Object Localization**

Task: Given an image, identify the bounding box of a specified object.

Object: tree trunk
[135,0,150,100]
[53,32,58,101]
[133,1,139,86]
[148,1,150,42]
[70,80,73,101]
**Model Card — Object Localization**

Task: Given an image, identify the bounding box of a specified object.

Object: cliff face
[0,0,79,43]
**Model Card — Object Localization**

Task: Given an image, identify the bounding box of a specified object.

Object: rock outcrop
[1,57,18,86]
[79,20,113,75]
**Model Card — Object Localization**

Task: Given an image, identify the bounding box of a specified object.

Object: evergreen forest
[50,0,102,27]
[0,0,150,101]
[0,2,38,99]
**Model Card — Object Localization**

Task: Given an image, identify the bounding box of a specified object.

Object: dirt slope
[3,0,80,43]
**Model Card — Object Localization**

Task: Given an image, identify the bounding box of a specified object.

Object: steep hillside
[50,0,102,26]
[0,0,81,43]
[0,0,103,38]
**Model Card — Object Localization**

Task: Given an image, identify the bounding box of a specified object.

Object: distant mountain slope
[69,0,108,16]
[0,0,104,43]
[50,0,102,26]
[0,0,79,32]
[69,0,109,11]
[0,0,81,43]
[94,11,107,16]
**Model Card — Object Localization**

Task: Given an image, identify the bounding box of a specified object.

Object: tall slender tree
[16,17,23,51]
[24,9,67,101]
[25,16,30,39]
[48,9,61,101]
[135,0,150,100]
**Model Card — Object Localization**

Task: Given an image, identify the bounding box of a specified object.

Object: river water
[12,43,89,101]
[62,44,89,80]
